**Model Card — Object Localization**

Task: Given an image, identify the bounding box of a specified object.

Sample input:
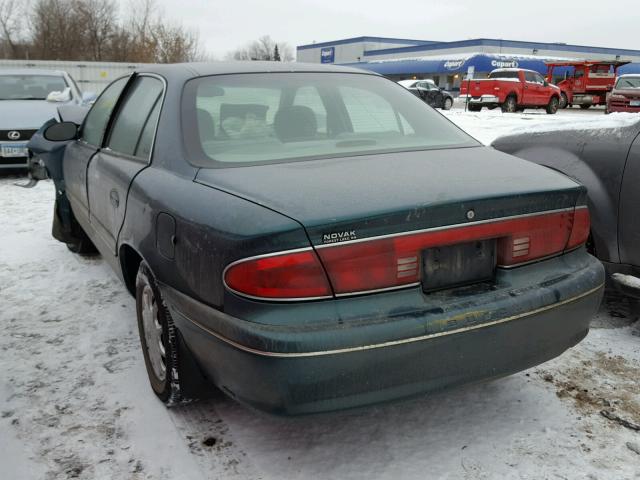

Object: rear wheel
[501,95,517,113]
[559,93,569,109]
[442,97,453,110]
[136,261,202,405]
[546,96,559,115]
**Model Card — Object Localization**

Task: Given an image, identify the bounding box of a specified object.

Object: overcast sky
[151,0,639,59]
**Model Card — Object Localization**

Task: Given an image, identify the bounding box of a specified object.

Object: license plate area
[0,143,28,157]
[422,239,496,293]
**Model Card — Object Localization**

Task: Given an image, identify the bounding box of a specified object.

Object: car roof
[135,61,377,79]
[398,79,435,86]
[618,74,640,78]
[0,68,67,76]
[490,68,539,74]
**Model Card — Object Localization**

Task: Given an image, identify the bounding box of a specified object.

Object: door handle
[110,189,120,208]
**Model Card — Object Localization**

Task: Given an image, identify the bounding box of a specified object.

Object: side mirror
[44,122,78,142]
[82,91,97,104]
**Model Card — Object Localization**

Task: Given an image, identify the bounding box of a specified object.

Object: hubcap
[141,284,166,382]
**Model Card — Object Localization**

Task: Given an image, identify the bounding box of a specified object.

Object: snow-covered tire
[546,96,559,115]
[559,93,569,109]
[501,95,517,113]
[135,261,197,406]
[442,97,453,110]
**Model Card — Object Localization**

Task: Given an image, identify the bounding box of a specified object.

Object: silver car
[0,68,95,169]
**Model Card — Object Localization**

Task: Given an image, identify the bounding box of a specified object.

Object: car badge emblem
[8,130,20,140]
[466,209,475,220]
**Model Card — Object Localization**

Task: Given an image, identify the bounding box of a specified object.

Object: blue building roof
[296,36,438,51]
[344,54,568,76]
[363,38,640,59]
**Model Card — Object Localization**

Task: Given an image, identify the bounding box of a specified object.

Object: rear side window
[488,71,519,80]
[107,77,163,158]
[81,77,128,147]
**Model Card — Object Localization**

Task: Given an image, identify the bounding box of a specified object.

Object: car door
[618,131,640,267]
[63,77,129,225]
[533,73,548,105]
[86,75,164,255]
[418,82,436,106]
[522,72,539,105]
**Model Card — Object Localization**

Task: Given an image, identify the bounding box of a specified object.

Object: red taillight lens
[566,207,590,250]
[224,249,332,300]
[317,208,589,296]
[224,207,591,301]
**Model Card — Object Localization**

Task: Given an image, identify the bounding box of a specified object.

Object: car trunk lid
[197,146,587,297]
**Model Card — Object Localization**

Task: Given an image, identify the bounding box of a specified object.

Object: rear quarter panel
[118,166,312,308]
[492,125,640,264]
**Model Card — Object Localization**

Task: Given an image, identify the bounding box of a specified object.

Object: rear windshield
[615,77,640,89]
[182,73,478,167]
[0,75,68,100]
[488,71,520,80]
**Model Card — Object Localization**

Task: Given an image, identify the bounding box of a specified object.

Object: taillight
[224,207,591,301]
[317,210,578,295]
[224,249,332,300]
[566,206,590,250]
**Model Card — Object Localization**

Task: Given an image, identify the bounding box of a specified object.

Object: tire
[442,97,453,110]
[136,261,201,406]
[501,95,517,113]
[546,96,559,115]
[580,104,591,110]
[559,93,569,109]
[467,104,482,112]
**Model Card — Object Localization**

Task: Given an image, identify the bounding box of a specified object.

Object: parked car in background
[0,69,95,170]
[493,118,640,296]
[30,63,603,415]
[459,68,561,114]
[606,75,640,114]
[398,79,454,110]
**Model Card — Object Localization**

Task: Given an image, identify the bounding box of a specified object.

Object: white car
[0,69,95,169]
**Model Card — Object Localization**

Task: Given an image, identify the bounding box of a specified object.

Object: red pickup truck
[460,69,562,114]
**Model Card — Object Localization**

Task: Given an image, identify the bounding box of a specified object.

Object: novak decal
[322,230,357,244]
[444,60,465,70]
[491,59,519,68]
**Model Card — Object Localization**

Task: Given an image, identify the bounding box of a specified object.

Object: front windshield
[183,72,478,167]
[0,74,68,100]
[615,77,640,89]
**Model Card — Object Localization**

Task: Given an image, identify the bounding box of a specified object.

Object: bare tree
[74,0,118,61]
[5,0,201,62]
[0,0,26,58]
[230,35,294,62]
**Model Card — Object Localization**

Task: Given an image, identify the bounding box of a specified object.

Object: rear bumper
[163,249,604,414]
[460,95,501,104]
[607,104,640,113]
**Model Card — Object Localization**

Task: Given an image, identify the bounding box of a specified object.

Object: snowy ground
[2,110,640,479]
